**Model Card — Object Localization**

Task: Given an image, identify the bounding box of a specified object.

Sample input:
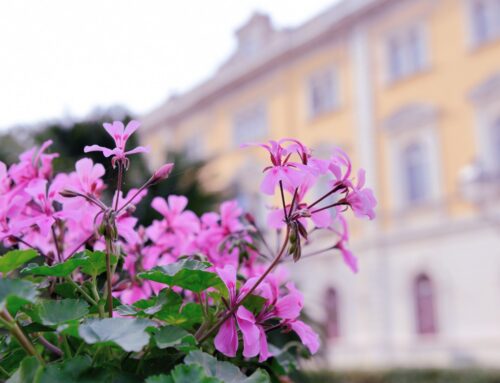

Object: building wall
[142,0,500,368]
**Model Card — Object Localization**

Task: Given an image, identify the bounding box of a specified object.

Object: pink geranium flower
[345,169,377,220]
[84,120,149,168]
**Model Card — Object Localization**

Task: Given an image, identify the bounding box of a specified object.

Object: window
[232,103,267,146]
[492,117,500,169]
[308,69,338,118]
[386,24,427,82]
[185,131,205,162]
[413,273,437,335]
[325,287,340,339]
[402,142,429,204]
[469,0,500,45]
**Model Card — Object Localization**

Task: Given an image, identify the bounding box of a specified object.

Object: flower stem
[105,238,114,318]
[0,310,45,365]
[308,184,345,210]
[279,181,288,221]
[196,227,290,344]
[64,277,98,306]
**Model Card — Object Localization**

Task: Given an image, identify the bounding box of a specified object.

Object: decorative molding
[468,71,500,104]
[383,102,439,133]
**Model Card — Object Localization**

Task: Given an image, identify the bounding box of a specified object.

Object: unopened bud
[244,213,256,226]
[60,189,80,198]
[151,163,174,184]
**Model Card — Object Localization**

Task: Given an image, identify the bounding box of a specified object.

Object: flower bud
[60,189,80,198]
[150,163,174,184]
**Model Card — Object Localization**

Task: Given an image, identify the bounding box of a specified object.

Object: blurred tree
[0,110,220,226]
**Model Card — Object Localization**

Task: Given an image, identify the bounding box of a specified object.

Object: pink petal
[84,145,114,157]
[167,195,188,214]
[125,146,150,155]
[151,197,169,217]
[124,120,141,137]
[267,208,285,229]
[103,121,124,139]
[260,169,279,195]
[289,320,320,354]
[214,317,238,357]
[257,326,271,362]
[275,292,303,320]
[311,209,331,228]
[236,307,260,358]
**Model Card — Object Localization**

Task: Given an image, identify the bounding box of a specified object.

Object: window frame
[306,66,340,119]
[384,21,429,84]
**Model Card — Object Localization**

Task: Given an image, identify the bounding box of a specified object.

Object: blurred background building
[141,0,500,369]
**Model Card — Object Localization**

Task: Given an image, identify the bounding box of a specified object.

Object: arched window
[325,287,340,339]
[402,142,429,203]
[414,273,437,335]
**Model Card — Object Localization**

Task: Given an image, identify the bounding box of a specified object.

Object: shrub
[0,121,376,381]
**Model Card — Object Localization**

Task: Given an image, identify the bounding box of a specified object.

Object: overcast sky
[0,0,338,131]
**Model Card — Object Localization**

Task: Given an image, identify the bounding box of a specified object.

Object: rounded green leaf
[0,249,38,273]
[36,299,89,326]
[21,253,88,277]
[154,325,196,350]
[0,279,38,313]
[138,259,221,293]
[78,318,154,352]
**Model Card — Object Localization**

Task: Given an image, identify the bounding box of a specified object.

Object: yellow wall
[143,0,500,234]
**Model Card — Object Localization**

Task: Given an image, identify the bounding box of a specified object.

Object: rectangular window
[386,24,427,82]
[232,102,267,145]
[469,0,500,45]
[307,68,338,118]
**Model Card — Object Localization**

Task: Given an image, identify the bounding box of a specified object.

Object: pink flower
[247,140,305,195]
[84,120,149,168]
[214,265,262,358]
[345,169,376,220]
[8,140,58,185]
[332,214,358,273]
[0,162,10,194]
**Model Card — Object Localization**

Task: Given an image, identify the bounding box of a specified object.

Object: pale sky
[0,0,338,131]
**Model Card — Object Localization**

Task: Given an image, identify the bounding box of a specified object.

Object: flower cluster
[0,122,375,364]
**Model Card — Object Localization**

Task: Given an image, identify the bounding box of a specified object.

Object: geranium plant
[0,121,376,382]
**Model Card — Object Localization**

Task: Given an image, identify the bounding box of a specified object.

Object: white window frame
[470,72,500,176]
[464,0,500,47]
[306,66,340,119]
[384,21,430,84]
[385,105,442,210]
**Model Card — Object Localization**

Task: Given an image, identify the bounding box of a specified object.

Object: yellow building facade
[143,0,500,368]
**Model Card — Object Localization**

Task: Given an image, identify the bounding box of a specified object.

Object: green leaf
[6,356,43,383]
[36,299,89,326]
[79,250,117,277]
[155,302,203,330]
[0,279,38,313]
[138,259,221,293]
[154,325,196,350]
[0,249,38,273]
[145,375,174,383]
[171,364,221,383]
[22,253,88,277]
[185,351,270,383]
[38,356,92,383]
[21,251,117,278]
[78,318,154,352]
[242,294,267,315]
